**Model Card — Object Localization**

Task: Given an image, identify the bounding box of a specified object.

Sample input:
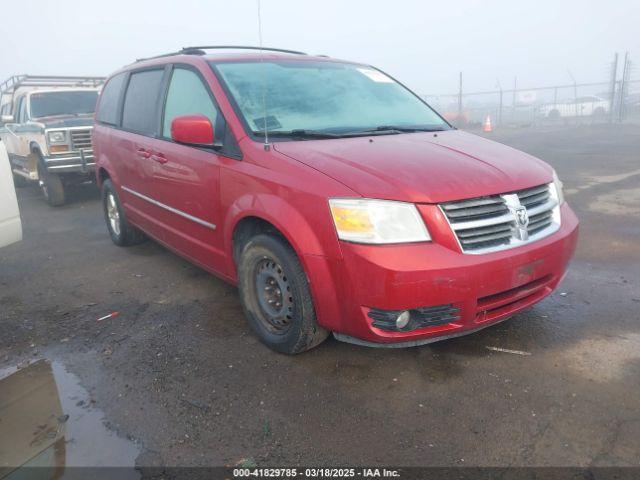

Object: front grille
[517,184,551,208]
[70,128,92,150]
[441,183,560,254]
[368,304,460,332]
[527,210,554,235]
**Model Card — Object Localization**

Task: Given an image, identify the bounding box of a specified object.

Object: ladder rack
[1,75,105,95]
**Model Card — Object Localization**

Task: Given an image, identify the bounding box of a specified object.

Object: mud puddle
[0,359,139,479]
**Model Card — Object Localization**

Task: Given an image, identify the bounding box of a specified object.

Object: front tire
[102,179,145,246]
[37,162,66,206]
[238,234,328,354]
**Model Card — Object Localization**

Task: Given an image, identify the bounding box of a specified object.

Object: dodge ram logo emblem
[515,206,529,228]
[511,206,529,241]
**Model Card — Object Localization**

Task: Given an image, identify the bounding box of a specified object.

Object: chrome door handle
[151,153,168,164]
[136,148,151,159]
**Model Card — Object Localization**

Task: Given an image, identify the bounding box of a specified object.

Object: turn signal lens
[328,198,431,244]
[50,145,69,153]
[330,205,374,234]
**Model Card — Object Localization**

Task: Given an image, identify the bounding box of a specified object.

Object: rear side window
[162,68,219,138]
[122,69,164,135]
[97,73,126,125]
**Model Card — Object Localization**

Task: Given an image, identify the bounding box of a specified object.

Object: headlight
[47,131,68,144]
[551,170,564,205]
[329,198,431,244]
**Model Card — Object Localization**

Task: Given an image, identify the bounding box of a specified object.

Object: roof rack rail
[135,45,307,62]
[1,75,105,95]
[182,46,307,55]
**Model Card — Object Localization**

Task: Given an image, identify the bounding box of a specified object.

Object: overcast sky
[1,0,637,94]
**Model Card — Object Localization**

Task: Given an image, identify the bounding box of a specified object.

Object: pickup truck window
[15,97,25,122]
[30,91,98,119]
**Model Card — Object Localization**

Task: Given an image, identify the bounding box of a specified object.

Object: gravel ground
[0,124,639,470]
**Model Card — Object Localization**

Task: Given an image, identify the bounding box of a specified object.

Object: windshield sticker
[357,68,394,83]
[252,115,282,131]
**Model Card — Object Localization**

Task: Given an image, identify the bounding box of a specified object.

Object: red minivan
[93,46,578,354]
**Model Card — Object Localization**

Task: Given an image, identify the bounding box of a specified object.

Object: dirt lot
[1,125,639,471]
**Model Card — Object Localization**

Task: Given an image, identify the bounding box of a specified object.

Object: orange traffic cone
[483,115,493,132]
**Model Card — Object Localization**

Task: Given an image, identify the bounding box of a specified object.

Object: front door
[148,65,227,272]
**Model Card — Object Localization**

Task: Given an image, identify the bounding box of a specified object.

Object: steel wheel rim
[254,257,294,334]
[106,193,121,236]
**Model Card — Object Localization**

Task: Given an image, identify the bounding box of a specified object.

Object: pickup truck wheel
[37,162,66,206]
[238,234,329,354]
[101,179,145,246]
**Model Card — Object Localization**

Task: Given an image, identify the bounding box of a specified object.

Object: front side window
[213,60,449,136]
[122,69,164,135]
[162,68,219,138]
[30,91,98,119]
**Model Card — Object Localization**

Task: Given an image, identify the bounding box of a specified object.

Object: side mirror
[171,114,219,148]
[1,115,14,124]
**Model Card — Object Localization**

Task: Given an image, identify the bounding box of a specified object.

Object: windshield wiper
[254,126,448,140]
[353,125,448,134]
[255,129,343,139]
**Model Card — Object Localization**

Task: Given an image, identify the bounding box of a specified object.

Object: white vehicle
[539,95,609,119]
[0,140,22,248]
[0,75,104,206]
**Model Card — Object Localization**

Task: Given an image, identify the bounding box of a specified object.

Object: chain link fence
[423,56,639,128]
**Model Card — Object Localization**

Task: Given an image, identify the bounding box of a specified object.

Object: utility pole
[457,72,463,126]
[609,52,618,123]
[618,52,630,122]
[496,79,503,126]
[567,70,578,117]
[511,76,517,122]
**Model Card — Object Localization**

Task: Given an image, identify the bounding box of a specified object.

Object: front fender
[222,193,344,331]
[223,193,326,270]
[95,152,120,189]
[29,141,45,156]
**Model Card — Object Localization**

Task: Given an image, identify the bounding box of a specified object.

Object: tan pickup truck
[0,76,104,206]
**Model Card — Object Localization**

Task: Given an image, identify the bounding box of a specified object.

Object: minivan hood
[274,130,552,203]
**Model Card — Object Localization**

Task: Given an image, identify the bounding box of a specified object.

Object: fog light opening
[396,310,411,330]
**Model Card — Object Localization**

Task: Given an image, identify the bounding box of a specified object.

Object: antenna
[258,0,270,151]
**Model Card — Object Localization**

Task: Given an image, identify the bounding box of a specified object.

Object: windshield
[30,91,99,118]
[213,61,450,136]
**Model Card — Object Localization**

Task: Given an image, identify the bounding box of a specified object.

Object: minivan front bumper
[313,202,578,346]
